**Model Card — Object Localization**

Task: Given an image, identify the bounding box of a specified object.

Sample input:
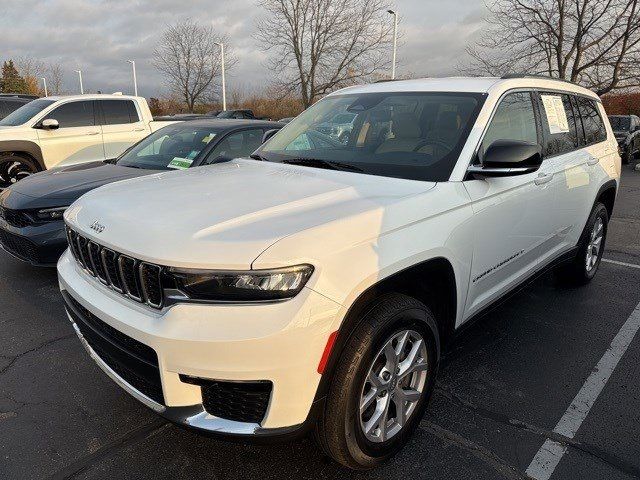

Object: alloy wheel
[359,329,428,443]
[586,217,604,272]
[0,160,36,188]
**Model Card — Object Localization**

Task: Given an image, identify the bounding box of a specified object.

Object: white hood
[65,159,435,269]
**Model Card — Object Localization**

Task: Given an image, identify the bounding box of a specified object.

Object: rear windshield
[0,98,55,126]
[258,92,485,182]
[609,116,631,131]
[116,124,222,170]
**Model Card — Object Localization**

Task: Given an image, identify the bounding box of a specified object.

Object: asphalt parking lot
[1,169,640,480]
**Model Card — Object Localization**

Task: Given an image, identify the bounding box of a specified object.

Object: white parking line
[525,302,640,480]
[602,258,640,270]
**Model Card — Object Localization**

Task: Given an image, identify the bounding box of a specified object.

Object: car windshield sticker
[168,157,194,170]
[202,133,217,144]
[541,95,570,134]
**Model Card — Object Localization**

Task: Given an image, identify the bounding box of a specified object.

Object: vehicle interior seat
[375,112,422,154]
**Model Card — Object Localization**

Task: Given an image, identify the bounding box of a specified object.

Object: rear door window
[44,101,95,128]
[539,93,580,156]
[100,100,140,125]
[575,97,607,145]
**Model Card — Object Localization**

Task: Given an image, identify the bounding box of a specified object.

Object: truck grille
[0,206,33,228]
[0,229,39,263]
[66,226,164,309]
[63,291,165,405]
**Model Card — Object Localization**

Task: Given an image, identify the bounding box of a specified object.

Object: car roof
[329,76,599,100]
[165,118,284,130]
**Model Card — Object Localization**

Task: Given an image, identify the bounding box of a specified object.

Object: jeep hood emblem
[90,221,105,233]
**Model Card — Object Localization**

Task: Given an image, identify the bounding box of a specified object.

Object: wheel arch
[595,179,618,219]
[0,140,45,171]
[313,256,458,402]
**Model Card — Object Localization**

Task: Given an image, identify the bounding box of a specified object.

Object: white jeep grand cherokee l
[58,76,620,469]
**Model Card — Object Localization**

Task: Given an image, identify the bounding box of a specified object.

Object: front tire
[0,154,40,188]
[314,294,440,470]
[556,203,609,285]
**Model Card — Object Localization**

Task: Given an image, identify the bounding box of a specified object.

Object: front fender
[0,140,45,170]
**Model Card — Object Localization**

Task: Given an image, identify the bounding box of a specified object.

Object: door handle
[587,158,599,166]
[534,173,553,185]
[132,127,146,132]
[86,131,100,136]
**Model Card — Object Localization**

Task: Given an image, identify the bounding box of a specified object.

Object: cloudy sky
[0,0,487,98]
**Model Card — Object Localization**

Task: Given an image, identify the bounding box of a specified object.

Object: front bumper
[0,218,67,267]
[57,250,341,435]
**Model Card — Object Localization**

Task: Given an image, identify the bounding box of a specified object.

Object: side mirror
[468,140,542,177]
[40,119,59,130]
[262,129,280,144]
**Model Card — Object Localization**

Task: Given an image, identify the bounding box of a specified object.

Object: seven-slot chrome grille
[65,226,164,309]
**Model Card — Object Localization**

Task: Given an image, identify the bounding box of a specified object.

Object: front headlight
[168,264,314,302]
[36,206,68,221]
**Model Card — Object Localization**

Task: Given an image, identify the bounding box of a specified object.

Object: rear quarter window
[575,97,607,145]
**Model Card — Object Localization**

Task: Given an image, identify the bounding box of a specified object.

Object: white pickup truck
[0,94,175,187]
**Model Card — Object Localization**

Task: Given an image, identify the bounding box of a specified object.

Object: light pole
[41,77,48,97]
[215,42,226,111]
[127,60,138,96]
[76,70,84,94]
[387,9,398,80]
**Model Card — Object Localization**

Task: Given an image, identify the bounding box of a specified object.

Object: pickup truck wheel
[556,203,608,286]
[314,293,439,470]
[0,154,39,188]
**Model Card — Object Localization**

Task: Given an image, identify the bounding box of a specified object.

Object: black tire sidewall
[580,203,609,280]
[340,301,440,467]
[0,154,39,186]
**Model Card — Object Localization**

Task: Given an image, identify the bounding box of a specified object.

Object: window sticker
[168,157,193,170]
[541,95,569,134]
[202,133,217,144]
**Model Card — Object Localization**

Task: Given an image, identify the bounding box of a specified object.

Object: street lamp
[76,70,84,94]
[41,77,48,97]
[127,60,138,96]
[214,42,226,111]
[387,9,398,80]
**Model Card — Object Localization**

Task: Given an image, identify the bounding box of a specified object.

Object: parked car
[0,94,177,187]
[217,109,259,120]
[58,76,619,470]
[608,115,640,164]
[0,93,39,100]
[0,119,282,266]
[0,95,32,121]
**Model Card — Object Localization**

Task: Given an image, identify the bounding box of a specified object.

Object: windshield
[258,92,485,182]
[0,99,55,126]
[609,116,631,131]
[116,124,222,170]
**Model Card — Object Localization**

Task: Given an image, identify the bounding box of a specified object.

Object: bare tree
[465,0,640,95]
[48,64,65,95]
[153,19,231,112]
[255,0,394,108]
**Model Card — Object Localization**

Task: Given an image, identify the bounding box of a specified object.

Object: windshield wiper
[250,153,269,161]
[282,158,363,173]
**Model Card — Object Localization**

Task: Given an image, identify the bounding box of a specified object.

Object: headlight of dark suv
[168,264,314,302]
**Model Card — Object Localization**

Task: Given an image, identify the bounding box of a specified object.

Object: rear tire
[314,293,440,470]
[555,203,608,286]
[0,154,40,188]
